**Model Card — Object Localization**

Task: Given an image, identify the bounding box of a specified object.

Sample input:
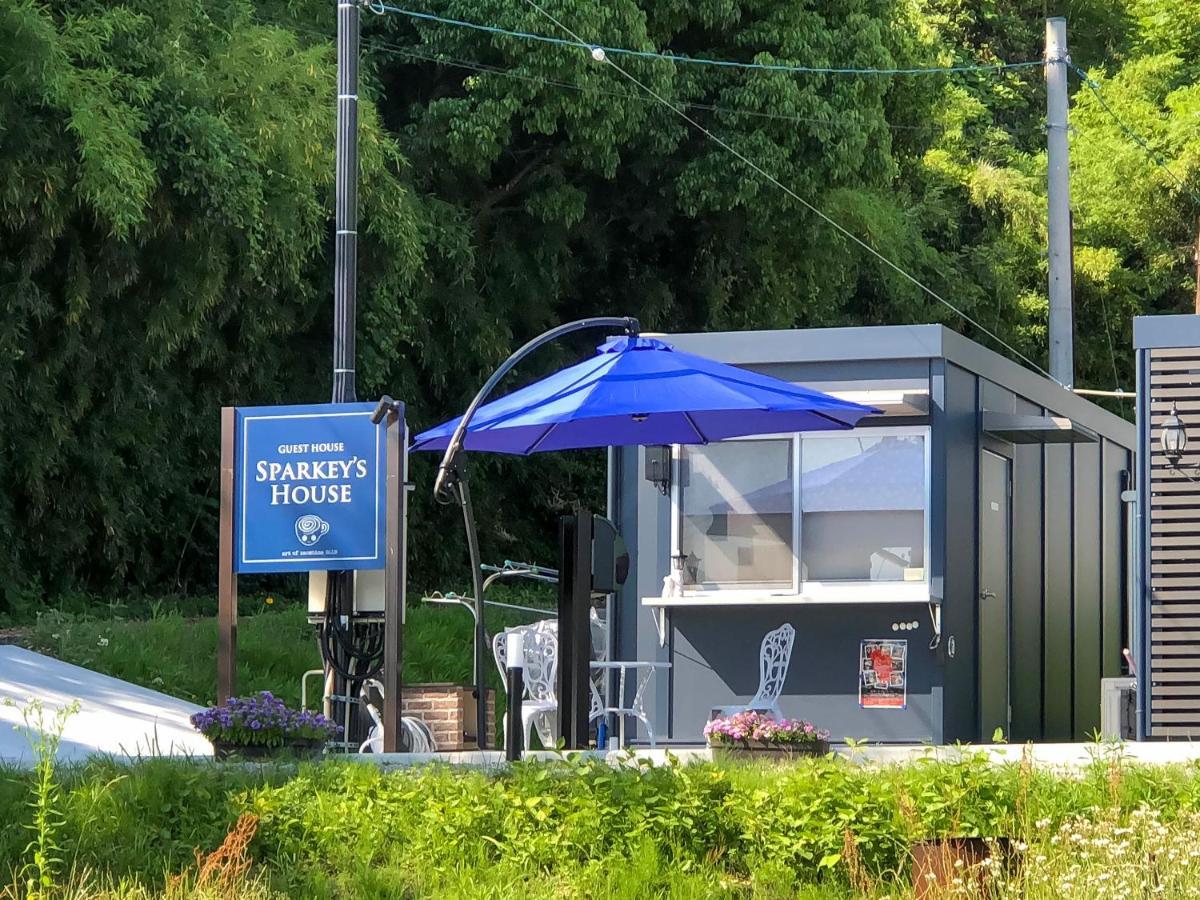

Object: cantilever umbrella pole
[432,316,640,751]
[432,316,640,500]
[449,470,489,745]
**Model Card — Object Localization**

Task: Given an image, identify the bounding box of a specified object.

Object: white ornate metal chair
[711,623,796,721]
[588,662,662,746]
[493,619,559,749]
[589,607,608,662]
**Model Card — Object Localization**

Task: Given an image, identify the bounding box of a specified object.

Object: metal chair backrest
[524,619,558,703]
[589,607,607,662]
[748,623,796,710]
[492,619,558,703]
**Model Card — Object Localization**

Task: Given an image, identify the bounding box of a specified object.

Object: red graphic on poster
[859,639,907,709]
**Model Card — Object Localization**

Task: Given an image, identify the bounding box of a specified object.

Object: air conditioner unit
[1100,677,1136,740]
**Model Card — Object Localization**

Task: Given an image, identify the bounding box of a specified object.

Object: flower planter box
[193,693,340,761]
[709,739,830,762]
[211,739,325,761]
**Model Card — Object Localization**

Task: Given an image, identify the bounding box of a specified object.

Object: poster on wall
[859,639,907,709]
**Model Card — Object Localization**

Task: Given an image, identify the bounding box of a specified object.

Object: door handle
[980,589,996,600]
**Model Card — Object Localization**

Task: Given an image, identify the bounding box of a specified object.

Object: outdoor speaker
[591,514,629,594]
[644,445,671,494]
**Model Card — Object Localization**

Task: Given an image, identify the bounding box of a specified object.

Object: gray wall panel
[1010,397,1046,741]
[669,606,939,743]
[1100,442,1128,679]
[753,360,932,384]
[629,446,673,741]
[1043,443,1074,739]
[1072,442,1102,738]
[940,364,980,742]
[980,379,1016,415]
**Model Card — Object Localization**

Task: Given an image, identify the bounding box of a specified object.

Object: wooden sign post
[216,402,405,750]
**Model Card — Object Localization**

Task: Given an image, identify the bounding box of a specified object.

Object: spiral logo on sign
[294,514,330,547]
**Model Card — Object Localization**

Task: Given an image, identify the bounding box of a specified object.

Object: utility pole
[1045,16,1074,387]
[334,0,359,404]
[330,0,360,748]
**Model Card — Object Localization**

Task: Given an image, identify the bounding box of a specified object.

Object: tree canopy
[1,0,1197,604]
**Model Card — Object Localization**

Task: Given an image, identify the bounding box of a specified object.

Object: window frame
[670,425,932,603]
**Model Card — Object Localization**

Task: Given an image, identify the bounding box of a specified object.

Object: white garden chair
[711,623,796,721]
[589,607,608,662]
[493,619,559,749]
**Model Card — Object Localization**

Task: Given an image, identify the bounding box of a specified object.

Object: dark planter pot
[709,740,830,762]
[910,837,1016,898]
[211,739,325,761]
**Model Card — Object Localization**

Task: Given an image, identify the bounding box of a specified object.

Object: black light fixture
[1161,402,1188,465]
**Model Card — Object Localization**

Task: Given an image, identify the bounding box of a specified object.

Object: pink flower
[705,711,829,748]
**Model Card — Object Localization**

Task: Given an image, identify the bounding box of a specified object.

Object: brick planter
[401,683,496,751]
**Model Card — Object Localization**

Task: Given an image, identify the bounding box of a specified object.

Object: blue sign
[234,403,388,573]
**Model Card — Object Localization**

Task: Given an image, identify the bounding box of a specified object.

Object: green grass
[18,586,555,709]
[4,750,1200,898]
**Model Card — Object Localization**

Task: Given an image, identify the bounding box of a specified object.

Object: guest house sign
[233,403,386,573]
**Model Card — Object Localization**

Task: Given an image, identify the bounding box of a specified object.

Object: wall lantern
[1161,402,1188,465]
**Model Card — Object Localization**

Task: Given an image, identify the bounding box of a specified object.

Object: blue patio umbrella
[411,336,878,454]
[410,321,878,752]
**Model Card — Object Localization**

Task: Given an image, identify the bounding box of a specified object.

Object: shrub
[3,752,1200,897]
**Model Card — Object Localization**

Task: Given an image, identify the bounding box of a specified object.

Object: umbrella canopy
[411,336,878,454]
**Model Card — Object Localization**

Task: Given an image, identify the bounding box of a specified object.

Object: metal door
[979,450,1012,740]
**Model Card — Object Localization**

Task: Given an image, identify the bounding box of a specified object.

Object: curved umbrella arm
[432,316,640,503]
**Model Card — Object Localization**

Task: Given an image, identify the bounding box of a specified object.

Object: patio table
[589,660,671,748]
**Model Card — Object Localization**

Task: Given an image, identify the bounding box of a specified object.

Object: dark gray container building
[608,324,1135,744]
[1133,315,1200,739]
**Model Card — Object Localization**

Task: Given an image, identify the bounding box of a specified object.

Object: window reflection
[800,435,925,582]
[679,440,793,589]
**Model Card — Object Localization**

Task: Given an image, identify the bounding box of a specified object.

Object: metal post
[1046,16,1074,387]
[329,0,360,749]
[454,471,489,749]
[333,0,359,404]
[1134,350,1148,740]
[381,403,406,751]
[217,408,238,703]
[557,511,593,749]
[556,515,576,746]
[505,630,525,761]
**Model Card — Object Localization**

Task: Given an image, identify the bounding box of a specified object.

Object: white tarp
[0,645,212,766]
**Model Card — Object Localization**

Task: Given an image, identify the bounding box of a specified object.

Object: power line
[369,3,1043,77]
[327,26,943,135]
[516,0,1056,382]
[1069,62,1199,206]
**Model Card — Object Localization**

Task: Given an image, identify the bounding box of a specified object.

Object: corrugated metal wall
[943,364,1130,742]
[1145,347,1200,737]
